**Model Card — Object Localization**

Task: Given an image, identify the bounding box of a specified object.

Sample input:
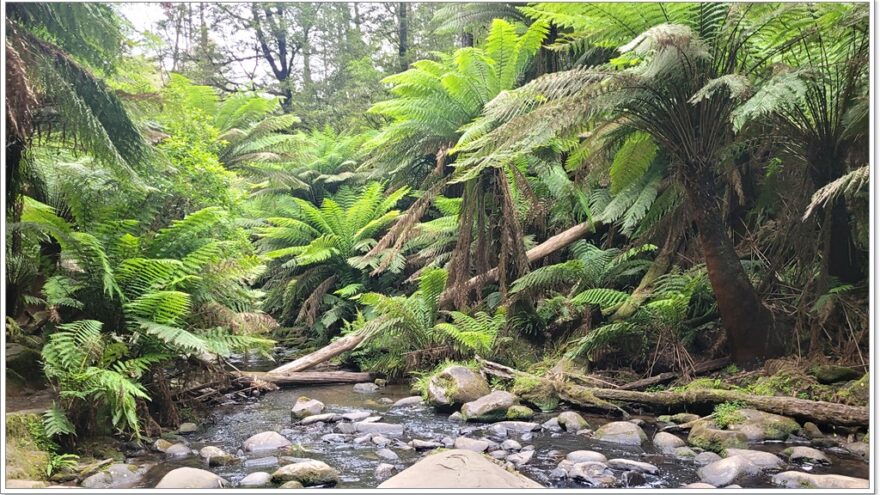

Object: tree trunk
[611,229,681,320]
[686,176,782,368]
[397,2,408,72]
[242,370,374,384]
[268,333,367,375]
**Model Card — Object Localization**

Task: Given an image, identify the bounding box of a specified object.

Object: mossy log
[476,358,867,427]
[242,370,374,385]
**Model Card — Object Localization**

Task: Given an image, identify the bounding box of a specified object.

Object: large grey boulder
[81,464,150,489]
[727,409,800,441]
[154,467,227,488]
[291,396,325,418]
[772,471,868,489]
[688,421,748,452]
[461,391,516,421]
[243,431,292,452]
[426,366,490,407]
[557,411,589,432]
[697,456,760,486]
[271,460,339,486]
[593,421,647,446]
[782,446,831,464]
[377,449,542,488]
[722,448,784,470]
[653,431,686,452]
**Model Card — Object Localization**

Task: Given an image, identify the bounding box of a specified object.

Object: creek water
[134,381,869,489]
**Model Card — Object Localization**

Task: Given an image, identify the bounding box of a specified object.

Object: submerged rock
[81,464,150,489]
[271,460,339,486]
[461,391,516,421]
[375,463,396,480]
[199,446,234,466]
[426,366,490,407]
[291,396,325,418]
[375,448,399,461]
[353,382,379,393]
[771,471,868,489]
[391,396,424,408]
[154,467,227,488]
[377,449,542,488]
[697,456,760,486]
[300,413,342,425]
[494,421,540,434]
[243,431,292,452]
[353,421,404,436]
[593,421,647,446]
[568,461,617,487]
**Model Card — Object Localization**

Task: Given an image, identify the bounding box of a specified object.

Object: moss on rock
[5,411,51,481]
[511,374,558,412]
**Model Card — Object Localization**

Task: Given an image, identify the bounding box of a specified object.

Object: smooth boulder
[392,396,424,408]
[653,431,686,452]
[783,446,831,464]
[698,456,760,486]
[377,449,542,488]
[353,382,379,393]
[688,421,748,452]
[238,471,272,487]
[271,460,339,486]
[291,397,325,418]
[155,467,227,488]
[557,411,589,432]
[722,448,784,470]
[426,366,490,407]
[199,446,234,466]
[727,409,800,441]
[461,391,516,421]
[772,471,868,489]
[243,431,292,452]
[81,464,149,489]
[453,436,490,452]
[566,450,607,463]
[593,421,647,446]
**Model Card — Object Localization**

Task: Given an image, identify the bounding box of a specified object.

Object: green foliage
[712,401,746,429]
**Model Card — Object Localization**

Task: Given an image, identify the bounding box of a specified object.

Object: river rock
[802,422,823,439]
[506,405,534,420]
[449,412,464,421]
[461,391,516,421]
[494,421,540,434]
[243,431,292,452]
[844,441,869,459]
[376,448,399,461]
[301,413,342,425]
[507,450,535,466]
[698,456,760,486]
[593,421,647,446]
[178,422,198,434]
[772,471,868,489]
[683,482,716,488]
[152,438,174,452]
[378,449,542,488]
[557,411,589,432]
[321,433,347,443]
[410,439,443,450]
[378,397,394,404]
[453,436,490,452]
[501,439,522,451]
[392,396,424,408]
[199,446,234,466]
[722,448,784,470]
[375,463,396,480]
[688,422,747,452]
[653,431,686,452]
[489,450,508,459]
[568,461,617,487]
[727,409,800,441]
[164,443,192,458]
[426,366,491,407]
[782,446,831,464]
[354,421,404,436]
[81,464,149,489]
[271,460,339,486]
[154,467,227,488]
[279,480,304,489]
[291,397,325,418]
[542,417,562,432]
[566,450,607,463]
[608,458,659,475]
[694,451,722,465]
[6,480,49,488]
[372,435,391,446]
[244,456,278,468]
[674,446,697,459]
[354,382,379,393]
[239,471,272,487]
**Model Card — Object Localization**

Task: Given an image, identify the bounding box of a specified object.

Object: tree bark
[611,228,681,320]
[397,2,408,72]
[242,370,374,384]
[267,333,367,375]
[686,174,782,368]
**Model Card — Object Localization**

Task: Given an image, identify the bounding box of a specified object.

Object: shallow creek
[133,382,869,489]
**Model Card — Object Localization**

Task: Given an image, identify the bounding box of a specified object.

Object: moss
[506,405,534,420]
[744,367,835,401]
[712,401,746,429]
[511,374,558,412]
[5,412,51,481]
[674,378,736,392]
[834,373,868,406]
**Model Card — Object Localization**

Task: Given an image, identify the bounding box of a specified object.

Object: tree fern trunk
[686,174,782,368]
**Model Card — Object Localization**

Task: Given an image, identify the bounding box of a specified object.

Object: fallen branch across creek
[241,370,375,385]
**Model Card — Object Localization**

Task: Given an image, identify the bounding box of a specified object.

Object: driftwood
[268,221,597,375]
[476,358,867,427]
[243,370,374,385]
[619,357,731,390]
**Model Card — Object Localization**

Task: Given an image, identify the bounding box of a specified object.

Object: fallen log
[269,221,598,375]
[243,370,374,385]
[620,357,731,390]
[268,332,367,375]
